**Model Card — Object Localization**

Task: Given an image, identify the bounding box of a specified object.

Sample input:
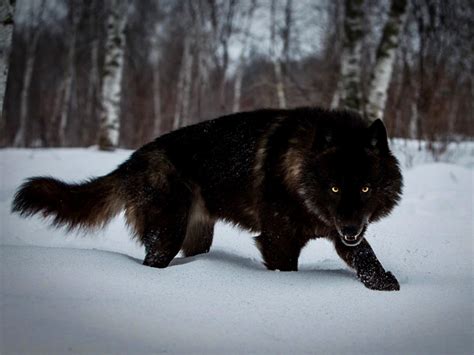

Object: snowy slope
[1,147,473,354]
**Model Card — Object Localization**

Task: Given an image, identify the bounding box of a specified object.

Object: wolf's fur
[12,107,403,290]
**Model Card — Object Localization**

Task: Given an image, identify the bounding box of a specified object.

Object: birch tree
[213,0,236,110]
[232,0,256,112]
[338,0,364,113]
[98,0,128,151]
[173,1,194,130]
[329,1,344,109]
[282,0,293,76]
[13,1,44,147]
[192,0,211,120]
[150,21,162,137]
[173,34,193,130]
[270,0,286,108]
[0,0,15,119]
[365,0,407,121]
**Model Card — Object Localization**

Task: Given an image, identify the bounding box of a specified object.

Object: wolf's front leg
[255,232,305,271]
[334,238,400,291]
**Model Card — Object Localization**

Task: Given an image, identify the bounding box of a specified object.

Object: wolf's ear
[367,119,388,153]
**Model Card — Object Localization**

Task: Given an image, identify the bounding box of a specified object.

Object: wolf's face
[300,120,403,246]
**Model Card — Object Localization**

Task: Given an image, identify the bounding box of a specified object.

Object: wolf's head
[299,117,403,246]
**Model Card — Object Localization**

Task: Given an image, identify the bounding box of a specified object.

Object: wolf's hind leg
[142,203,190,268]
[181,220,214,257]
[142,215,188,269]
[181,189,215,257]
[128,183,191,269]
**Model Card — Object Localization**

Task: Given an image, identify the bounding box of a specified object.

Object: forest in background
[0,0,472,150]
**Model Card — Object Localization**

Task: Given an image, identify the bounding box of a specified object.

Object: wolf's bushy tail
[12,172,124,232]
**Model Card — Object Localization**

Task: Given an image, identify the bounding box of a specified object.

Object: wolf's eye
[361,186,370,193]
[331,186,339,193]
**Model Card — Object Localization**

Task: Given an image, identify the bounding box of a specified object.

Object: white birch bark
[330,85,340,109]
[365,0,407,122]
[58,1,82,146]
[409,100,418,139]
[339,0,364,113]
[232,65,244,112]
[232,0,256,112]
[0,0,15,121]
[150,23,162,137]
[273,59,286,108]
[270,0,286,109]
[98,0,128,150]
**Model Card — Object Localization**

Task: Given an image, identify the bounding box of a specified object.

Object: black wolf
[12,108,402,291]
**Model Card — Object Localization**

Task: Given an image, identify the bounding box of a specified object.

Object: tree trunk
[270,0,286,109]
[13,27,41,147]
[193,1,209,121]
[282,0,293,63]
[217,0,236,111]
[98,0,128,151]
[82,0,99,146]
[84,37,99,145]
[58,1,82,146]
[328,0,344,110]
[196,43,210,121]
[151,64,161,137]
[232,65,244,112]
[0,0,15,122]
[150,20,162,137]
[232,0,256,112]
[338,0,364,113]
[365,0,407,122]
[409,100,418,139]
[330,84,341,109]
[173,35,193,130]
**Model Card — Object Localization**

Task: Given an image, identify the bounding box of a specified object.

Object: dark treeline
[1,0,473,149]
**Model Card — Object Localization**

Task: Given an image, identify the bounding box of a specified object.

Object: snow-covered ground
[1,144,473,355]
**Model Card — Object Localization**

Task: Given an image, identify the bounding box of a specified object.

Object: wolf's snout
[341,226,359,239]
[337,224,365,246]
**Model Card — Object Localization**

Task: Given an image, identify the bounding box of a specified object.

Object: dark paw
[360,271,400,291]
[143,254,172,268]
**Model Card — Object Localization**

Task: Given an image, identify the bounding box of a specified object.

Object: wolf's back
[12,171,124,232]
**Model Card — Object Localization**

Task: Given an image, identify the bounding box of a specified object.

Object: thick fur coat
[13,107,403,290]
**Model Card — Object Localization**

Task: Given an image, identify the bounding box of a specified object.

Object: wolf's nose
[342,226,359,239]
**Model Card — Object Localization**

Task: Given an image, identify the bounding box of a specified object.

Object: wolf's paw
[360,271,400,291]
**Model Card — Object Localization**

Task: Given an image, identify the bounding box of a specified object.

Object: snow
[1,145,473,354]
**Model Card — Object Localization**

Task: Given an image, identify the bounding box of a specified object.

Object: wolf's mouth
[340,234,364,247]
[335,224,365,247]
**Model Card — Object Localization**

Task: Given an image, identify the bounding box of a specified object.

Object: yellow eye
[361,186,370,193]
[331,186,339,193]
